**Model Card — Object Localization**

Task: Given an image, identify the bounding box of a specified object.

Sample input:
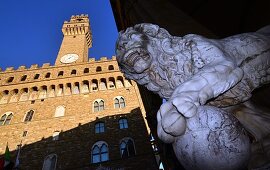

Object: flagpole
[14,140,22,170]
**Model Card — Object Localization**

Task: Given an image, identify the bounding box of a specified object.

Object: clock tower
[55,14,92,65]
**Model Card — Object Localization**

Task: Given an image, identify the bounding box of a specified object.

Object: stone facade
[0,15,158,170]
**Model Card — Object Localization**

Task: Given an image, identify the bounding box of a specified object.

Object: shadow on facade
[0,107,158,170]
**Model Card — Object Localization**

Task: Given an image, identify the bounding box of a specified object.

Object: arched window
[0,112,13,126]
[95,122,105,134]
[114,98,119,108]
[114,97,125,108]
[96,66,102,72]
[24,110,34,122]
[42,154,57,170]
[58,71,64,77]
[7,77,14,83]
[93,100,105,112]
[54,105,65,117]
[119,97,125,108]
[91,141,109,163]
[84,68,89,73]
[108,65,114,70]
[99,100,104,111]
[120,138,136,158]
[71,69,76,75]
[91,79,98,91]
[119,118,128,129]
[45,72,51,78]
[34,74,40,79]
[21,75,27,81]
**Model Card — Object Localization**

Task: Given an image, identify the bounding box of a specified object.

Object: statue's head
[116,23,197,98]
[116,24,173,91]
[116,24,165,80]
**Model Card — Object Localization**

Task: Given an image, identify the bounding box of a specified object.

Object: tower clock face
[60,53,79,63]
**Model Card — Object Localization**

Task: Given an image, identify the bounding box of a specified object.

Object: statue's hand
[171,91,200,118]
[157,101,186,143]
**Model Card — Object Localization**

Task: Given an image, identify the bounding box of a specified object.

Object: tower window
[108,65,114,70]
[93,100,105,112]
[119,118,128,129]
[71,69,76,75]
[95,122,105,134]
[114,97,126,108]
[91,141,109,163]
[58,71,64,77]
[24,110,34,122]
[34,74,40,79]
[120,138,136,158]
[21,75,27,81]
[96,66,102,72]
[42,154,57,170]
[84,68,89,73]
[22,131,28,137]
[0,112,13,126]
[45,72,51,78]
[7,77,14,83]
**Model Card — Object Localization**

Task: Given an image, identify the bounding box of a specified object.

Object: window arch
[21,75,27,81]
[71,69,76,75]
[34,74,40,79]
[45,72,51,78]
[119,118,128,129]
[96,66,102,72]
[95,122,105,134]
[58,71,64,77]
[0,112,13,126]
[84,68,89,73]
[42,154,57,170]
[54,105,65,117]
[7,77,14,83]
[24,110,34,122]
[120,138,136,158]
[114,97,125,108]
[108,65,114,70]
[91,141,109,163]
[93,99,104,112]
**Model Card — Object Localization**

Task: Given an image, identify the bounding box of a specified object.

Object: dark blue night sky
[0,0,118,70]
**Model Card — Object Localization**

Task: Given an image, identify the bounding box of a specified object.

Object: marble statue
[116,23,270,170]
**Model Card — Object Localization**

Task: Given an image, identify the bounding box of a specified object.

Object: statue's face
[116,32,153,75]
[122,47,152,74]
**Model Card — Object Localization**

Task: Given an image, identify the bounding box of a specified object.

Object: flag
[4,144,10,164]
[14,142,22,168]
[2,143,13,170]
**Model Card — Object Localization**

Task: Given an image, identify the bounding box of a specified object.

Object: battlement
[0,56,117,73]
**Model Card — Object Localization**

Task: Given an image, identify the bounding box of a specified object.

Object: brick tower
[0,15,159,170]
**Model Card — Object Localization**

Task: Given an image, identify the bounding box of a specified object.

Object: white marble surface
[116,23,270,169]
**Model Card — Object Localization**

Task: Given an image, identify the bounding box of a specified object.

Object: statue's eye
[118,42,127,50]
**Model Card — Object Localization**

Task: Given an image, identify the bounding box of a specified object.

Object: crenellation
[30,64,39,69]
[42,63,50,68]
[17,66,27,71]
[100,57,108,61]
[5,67,14,72]
[89,58,95,62]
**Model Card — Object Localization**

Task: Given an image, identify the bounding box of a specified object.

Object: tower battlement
[0,56,117,73]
